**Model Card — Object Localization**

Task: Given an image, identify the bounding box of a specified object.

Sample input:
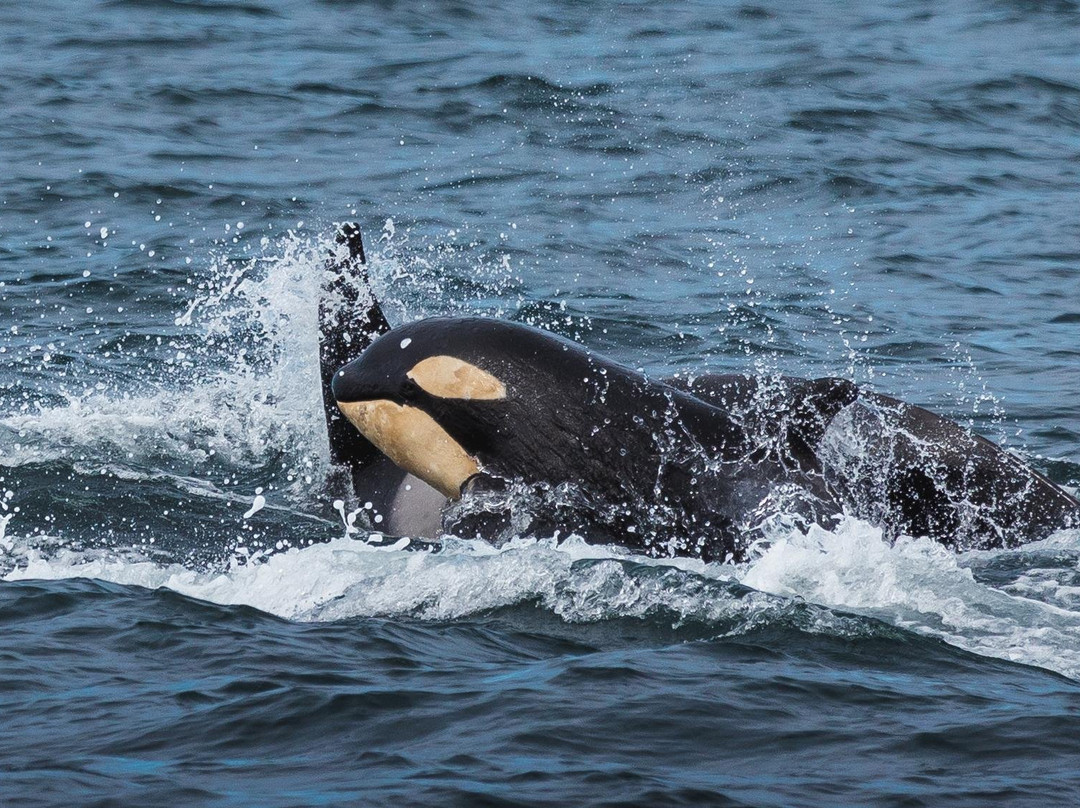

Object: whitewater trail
[4,511,1080,679]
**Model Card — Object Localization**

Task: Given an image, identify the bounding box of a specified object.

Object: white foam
[5,518,1080,678]
[742,517,1080,676]
[243,494,266,519]
[0,513,12,553]
[0,530,831,635]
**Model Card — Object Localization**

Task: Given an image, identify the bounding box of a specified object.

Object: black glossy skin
[333,317,1080,560]
[332,318,944,560]
[823,390,1079,548]
[321,227,1079,561]
[674,375,1080,550]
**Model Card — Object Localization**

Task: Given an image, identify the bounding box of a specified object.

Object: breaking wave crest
[5,517,1080,679]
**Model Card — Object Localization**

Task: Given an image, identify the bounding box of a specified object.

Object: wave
[5,516,1080,680]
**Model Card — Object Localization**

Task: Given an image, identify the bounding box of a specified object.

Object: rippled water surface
[4,1,1080,805]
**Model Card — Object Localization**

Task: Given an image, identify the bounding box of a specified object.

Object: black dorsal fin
[319,223,392,468]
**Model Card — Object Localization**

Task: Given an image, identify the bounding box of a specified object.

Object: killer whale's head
[332,317,622,499]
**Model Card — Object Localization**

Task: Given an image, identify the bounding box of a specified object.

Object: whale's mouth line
[336,398,479,499]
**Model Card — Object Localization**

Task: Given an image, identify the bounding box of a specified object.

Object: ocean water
[4,0,1080,805]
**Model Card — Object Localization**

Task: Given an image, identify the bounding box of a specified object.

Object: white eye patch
[406,355,506,400]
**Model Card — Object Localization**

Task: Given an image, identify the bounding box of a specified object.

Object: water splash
[3,227,1079,683]
[5,515,1080,679]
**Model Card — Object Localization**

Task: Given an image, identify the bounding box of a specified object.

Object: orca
[319,224,1080,561]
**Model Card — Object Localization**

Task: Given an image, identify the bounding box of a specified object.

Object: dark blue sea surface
[3,1,1080,805]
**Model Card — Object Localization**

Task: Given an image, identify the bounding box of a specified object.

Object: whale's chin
[337,399,479,499]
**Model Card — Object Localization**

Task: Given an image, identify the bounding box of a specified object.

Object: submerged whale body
[319,225,1080,561]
